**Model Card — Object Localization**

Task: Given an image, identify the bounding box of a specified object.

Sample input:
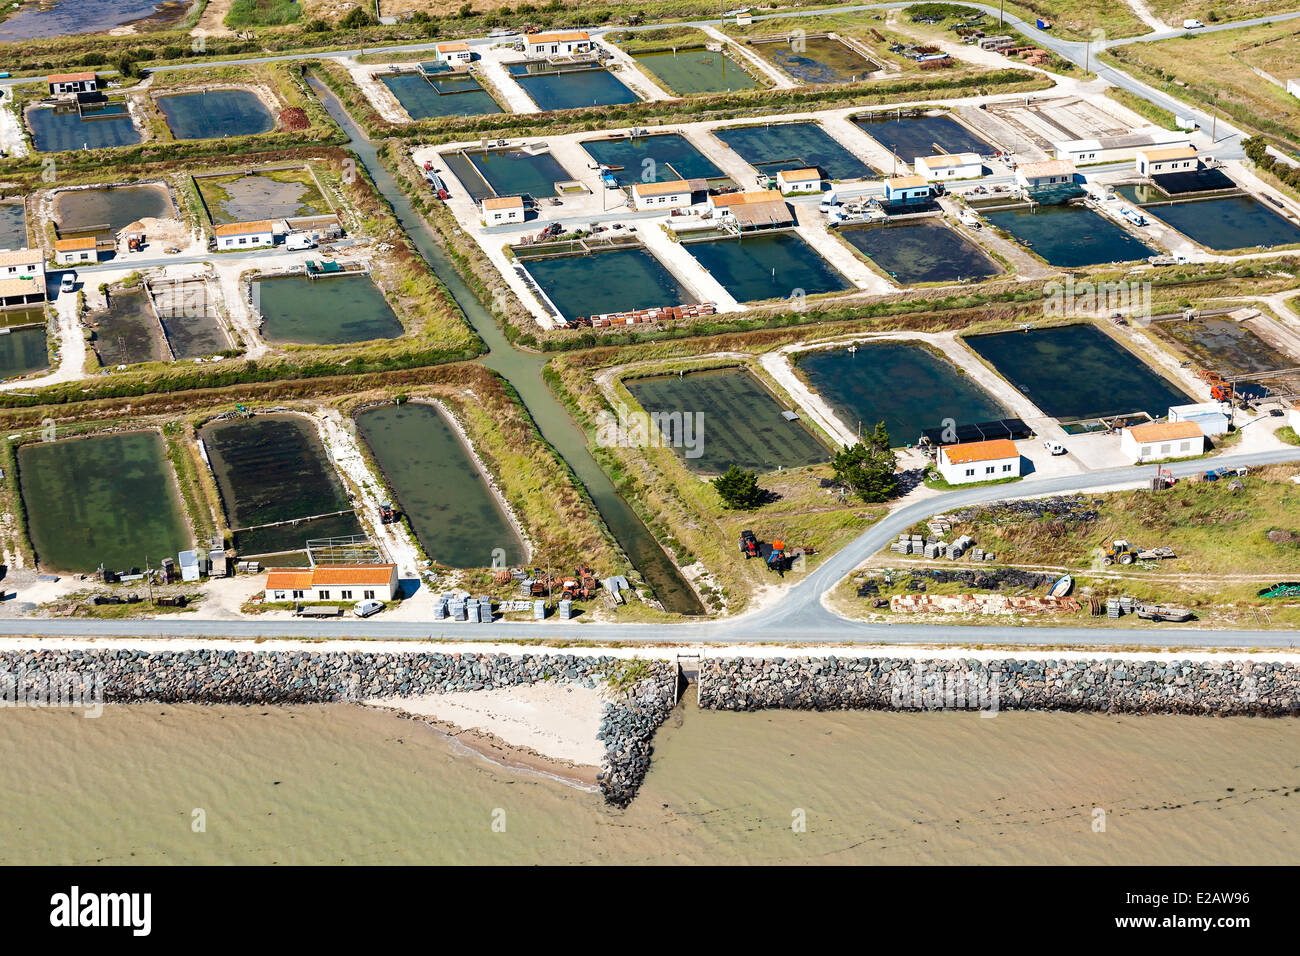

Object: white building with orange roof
[434,42,473,65]
[936,438,1021,485]
[264,564,398,604]
[525,31,593,57]
[775,168,823,195]
[481,195,525,225]
[1120,421,1206,463]
[213,219,275,250]
[630,179,696,211]
[1135,145,1197,177]
[46,71,97,96]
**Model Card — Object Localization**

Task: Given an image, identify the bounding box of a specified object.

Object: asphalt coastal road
[3,448,1298,646]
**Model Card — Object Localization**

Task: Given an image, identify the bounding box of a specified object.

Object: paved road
[4,447,1298,645]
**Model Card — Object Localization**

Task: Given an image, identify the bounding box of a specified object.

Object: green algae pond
[839,219,1000,284]
[965,324,1191,421]
[156,89,275,140]
[580,133,724,186]
[755,35,879,84]
[253,274,404,345]
[625,367,827,474]
[796,342,1006,447]
[0,323,48,379]
[683,231,852,303]
[27,100,141,152]
[355,403,524,568]
[519,246,695,321]
[18,431,191,573]
[1116,186,1300,251]
[714,121,876,181]
[506,61,640,111]
[379,72,503,120]
[200,414,360,558]
[984,204,1155,268]
[853,113,995,164]
[634,47,757,94]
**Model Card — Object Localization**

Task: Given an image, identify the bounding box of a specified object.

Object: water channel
[308,78,703,615]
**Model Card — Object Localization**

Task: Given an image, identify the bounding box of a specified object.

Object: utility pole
[1210,93,1218,144]
[1084,40,1089,73]
[999,0,1005,29]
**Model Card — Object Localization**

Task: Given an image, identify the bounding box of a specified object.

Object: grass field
[1146,0,1300,29]
[901,1,1147,42]
[919,465,1300,577]
[1106,19,1300,147]
[225,0,303,28]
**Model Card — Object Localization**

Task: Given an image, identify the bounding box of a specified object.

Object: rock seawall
[699,657,1300,715]
[598,664,679,808]
[0,649,678,806]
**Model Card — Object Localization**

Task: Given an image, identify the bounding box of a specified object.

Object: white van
[284,232,316,252]
[59,272,75,293]
[819,191,838,214]
[1183,18,1204,28]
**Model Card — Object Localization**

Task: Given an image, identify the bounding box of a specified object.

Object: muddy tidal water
[1,700,1295,864]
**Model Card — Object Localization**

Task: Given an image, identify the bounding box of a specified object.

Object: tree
[713,465,766,510]
[832,423,899,502]
[339,7,376,28]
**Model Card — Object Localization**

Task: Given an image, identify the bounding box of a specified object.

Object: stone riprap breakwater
[598,663,679,808]
[699,657,1300,715]
[0,649,677,806]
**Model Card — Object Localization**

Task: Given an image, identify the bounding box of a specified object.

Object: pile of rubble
[891,593,1080,616]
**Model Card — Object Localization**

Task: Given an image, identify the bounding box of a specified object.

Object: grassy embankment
[1104,19,1300,151]
[826,465,1300,628]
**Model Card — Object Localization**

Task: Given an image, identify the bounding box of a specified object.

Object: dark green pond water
[714,121,875,180]
[0,324,48,378]
[28,102,141,152]
[984,204,1155,267]
[0,203,27,249]
[54,184,173,242]
[634,47,757,94]
[522,247,694,320]
[355,403,523,567]
[797,342,1006,447]
[757,36,879,84]
[839,219,1000,284]
[254,274,404,345]
[1116,187,1300,250]
[443,147,572,202]
[379,72,502,120]
[965,324,1191,421]
[685,232,852,303]
[92,288,166,366]
[506,62,639,111]
[853,113,994,164]
[626,367,827,474]
[201,414,360,556]
[581,133,723,185]
[156,90,275,140]
[18,431,190,573]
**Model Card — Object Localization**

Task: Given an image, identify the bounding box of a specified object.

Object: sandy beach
[364,682,606,788]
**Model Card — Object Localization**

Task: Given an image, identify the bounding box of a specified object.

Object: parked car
[1043,439,1067,456]
[353,600,385,618]
[59,272,75,293]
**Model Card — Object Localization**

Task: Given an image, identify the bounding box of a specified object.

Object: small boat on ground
[1048,573,1072,598]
